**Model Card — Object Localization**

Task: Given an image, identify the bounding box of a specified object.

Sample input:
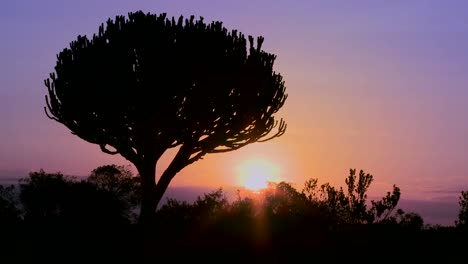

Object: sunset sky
[1,0,468,205]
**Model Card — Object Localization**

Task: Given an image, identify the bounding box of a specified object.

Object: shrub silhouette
[19,169,130,225]
[44,10,287,225]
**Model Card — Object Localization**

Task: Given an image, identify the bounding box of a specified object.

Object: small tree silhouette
[44,11,287,225]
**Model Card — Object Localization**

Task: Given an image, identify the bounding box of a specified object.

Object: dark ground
[1,223,465,263]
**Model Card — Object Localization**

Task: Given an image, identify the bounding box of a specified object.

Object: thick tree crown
[45,11,287,162]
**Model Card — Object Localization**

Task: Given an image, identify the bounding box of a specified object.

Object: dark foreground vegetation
[1,165,467,262]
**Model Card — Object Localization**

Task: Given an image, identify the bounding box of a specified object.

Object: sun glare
[237,158,281,191]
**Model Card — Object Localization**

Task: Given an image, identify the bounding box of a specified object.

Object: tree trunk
[136,145,192,226]
[136,160,182,226]
[137,161,157,226]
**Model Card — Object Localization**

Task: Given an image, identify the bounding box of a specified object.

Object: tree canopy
[44,11,287,224]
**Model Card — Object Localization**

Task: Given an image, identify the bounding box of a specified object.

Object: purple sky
[1,0,468,216]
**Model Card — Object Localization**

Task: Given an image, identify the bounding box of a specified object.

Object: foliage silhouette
[44,10,287,225]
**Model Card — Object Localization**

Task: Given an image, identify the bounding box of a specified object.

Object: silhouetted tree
[263,181,311,218]
[321,183,349,225]
[155,198,193,226]
[369,184,401,223]
[44,11,287,225]
[262,181,326,239]
[88,164,137,194]
[302,169,405,226]
[345,169,373,223]
[19,170,72,223]
[398,211,424,230]
[87,164,141,221]
[191,188,228,222]
[228,194,256,219]
[154,187,229,245]
[456,190,468,229]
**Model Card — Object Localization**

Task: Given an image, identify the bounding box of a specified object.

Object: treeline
[1,165,467,229]
[1,165,467,260]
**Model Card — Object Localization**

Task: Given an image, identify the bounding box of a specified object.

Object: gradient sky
[1,0,468,203]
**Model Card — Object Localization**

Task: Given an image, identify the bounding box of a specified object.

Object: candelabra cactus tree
[44,11,287,225]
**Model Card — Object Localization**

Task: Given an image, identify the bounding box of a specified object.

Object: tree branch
[157,143,194,186]
[44,106,60,122]
[257,118,287,142]
[186,151,206,166]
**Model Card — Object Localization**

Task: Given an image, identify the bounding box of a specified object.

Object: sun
[237,158,281,191]
[244,173,269,191]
